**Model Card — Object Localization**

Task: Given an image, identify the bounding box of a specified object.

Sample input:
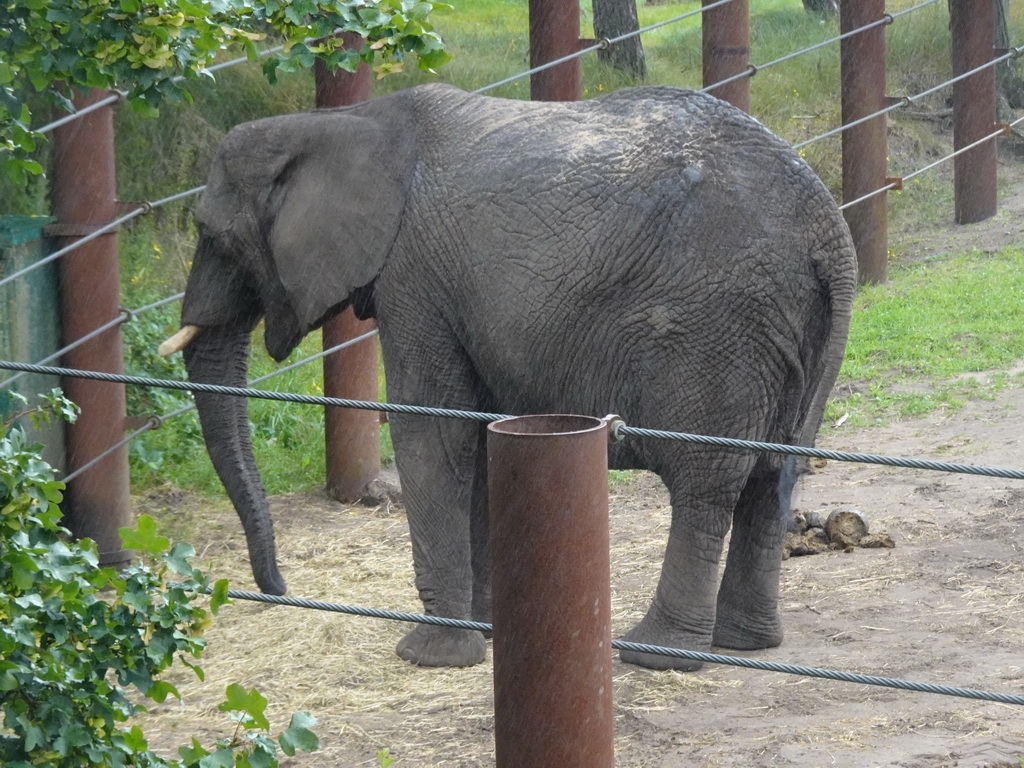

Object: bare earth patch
[133,152,1024,766]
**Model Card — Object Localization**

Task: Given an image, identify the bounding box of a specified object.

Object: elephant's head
[160,95,420,594]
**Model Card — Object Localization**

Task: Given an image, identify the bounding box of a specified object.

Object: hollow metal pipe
[702,0,750,111]
[840,0,889,283]
[529,0,582,101]
[314,34,381,501]
[49,88,132,565]
[949,0,998,224]
[488,414,614,768]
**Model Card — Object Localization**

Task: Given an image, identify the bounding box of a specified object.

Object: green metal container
[0,216,66,471]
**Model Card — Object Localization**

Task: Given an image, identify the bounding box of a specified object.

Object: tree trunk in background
[593,0,647,80]
[995,0,1024,110]
[802,0,839,14]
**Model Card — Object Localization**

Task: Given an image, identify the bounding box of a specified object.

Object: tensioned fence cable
[0,185,206,292]
[34,45,287,135]
[698,0,939,96]
[839,112,1024,211]
[0,292,187,392]
[474,0,737,95]
[59,329,381,482]
[6,360,1024,482]
[0,311,129,392]
[214,588,1024,707]
[794,42,1024,150]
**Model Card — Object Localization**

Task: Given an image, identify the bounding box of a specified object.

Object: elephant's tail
[796,229,858,454]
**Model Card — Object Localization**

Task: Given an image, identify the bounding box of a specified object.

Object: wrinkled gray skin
[180,83,857,671]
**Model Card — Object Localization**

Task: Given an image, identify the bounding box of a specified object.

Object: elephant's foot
[711,608,783,651]
[619,617,712,672]
[396,624,487,667]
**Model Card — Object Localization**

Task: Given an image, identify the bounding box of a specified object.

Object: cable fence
[7,0,1016,299]
[4,1,1024,733]
[7,354,1024,714]
[214,588,1024,708]
[794,42,1024,151]
[697,0,941,96]
[60,328,381,482]
[5,359,1024,484]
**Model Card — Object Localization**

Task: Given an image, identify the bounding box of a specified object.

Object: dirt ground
[133,153,1024,766]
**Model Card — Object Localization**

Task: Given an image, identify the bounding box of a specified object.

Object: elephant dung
[784,507,894,558]
[824,508,870,549]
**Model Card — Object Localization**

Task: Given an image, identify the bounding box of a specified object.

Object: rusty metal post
[314,35,381,501]
[529,0,582,101]
[488,414,614,768]
[840,0,889,284]
[950,0,998,224]
[49,88,132,565]
[702,0,750,111]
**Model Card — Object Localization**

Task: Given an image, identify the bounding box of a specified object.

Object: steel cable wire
[0,292,187,391]
[34,47,286,135]
[57,329,381,482]
[5,360,1024,482]
[0,185,207,292]
[475,0,738,95]
[839,113,1024,211]
[794,43,1024,150]
[698,0,941,95]
[216,588,1024,707]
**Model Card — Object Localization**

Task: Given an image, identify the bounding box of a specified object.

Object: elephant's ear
[264,111,416,347]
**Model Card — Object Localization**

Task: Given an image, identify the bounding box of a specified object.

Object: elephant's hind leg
[620,449,757,671]
[712,455,796,650]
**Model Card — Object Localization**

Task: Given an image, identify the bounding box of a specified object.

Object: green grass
[825,247,1024,428]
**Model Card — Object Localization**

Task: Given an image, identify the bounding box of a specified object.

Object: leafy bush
[0,392,319,766]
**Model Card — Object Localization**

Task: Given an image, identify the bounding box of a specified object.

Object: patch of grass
[825,247,1024,428]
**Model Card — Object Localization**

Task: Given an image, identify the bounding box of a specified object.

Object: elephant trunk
[184,324,287,595]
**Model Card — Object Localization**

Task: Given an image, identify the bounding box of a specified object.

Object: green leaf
[209,578,232,615]
[178,737,211,763]
[198,747,235,768]
[165,541,197,575]
[122,725,148,752]
[119,514,170,554]
[278,712,319,756]
[146,680,181,703]
[219,684,270,731]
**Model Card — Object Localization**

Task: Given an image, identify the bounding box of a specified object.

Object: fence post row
[313,33,382,502]
[48,87,132,565]
[488,415,615,768]
[840,0,890,284]
[949,0,998,224]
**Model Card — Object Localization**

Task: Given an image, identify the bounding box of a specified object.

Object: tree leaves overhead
[0,0,451,182]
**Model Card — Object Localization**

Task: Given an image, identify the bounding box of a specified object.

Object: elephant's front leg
[391,414,487,667]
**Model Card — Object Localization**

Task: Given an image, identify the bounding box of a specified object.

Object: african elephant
[163,83,857,670]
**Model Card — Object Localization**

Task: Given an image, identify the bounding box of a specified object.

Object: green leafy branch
[0,391,318,767]
[0,0,451,182]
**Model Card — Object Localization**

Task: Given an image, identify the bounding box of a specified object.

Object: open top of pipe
[488,414,616,438]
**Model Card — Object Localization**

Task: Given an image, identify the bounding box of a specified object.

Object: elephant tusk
[158,325,201,357]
